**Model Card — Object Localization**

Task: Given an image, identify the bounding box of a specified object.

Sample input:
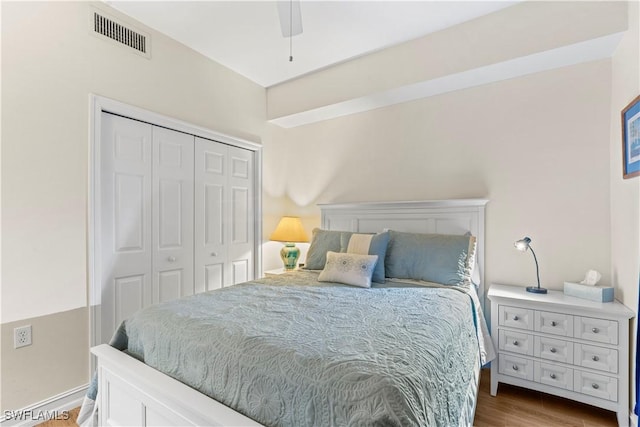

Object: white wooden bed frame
[91,199,488,426]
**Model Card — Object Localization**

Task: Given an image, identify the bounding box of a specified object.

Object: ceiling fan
[277,0,303,61]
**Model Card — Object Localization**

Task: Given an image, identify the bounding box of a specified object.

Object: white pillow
[318,251,379,288]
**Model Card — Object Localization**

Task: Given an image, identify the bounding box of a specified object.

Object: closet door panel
[228,146,254,285]
[100,113,152,343]
[152,127,194,303]
[195,138,228,292]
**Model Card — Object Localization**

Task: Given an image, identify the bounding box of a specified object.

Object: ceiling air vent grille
[91,9,150,58]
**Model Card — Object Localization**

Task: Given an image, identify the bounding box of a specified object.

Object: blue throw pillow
[340,231,390,283]
[303,228,344,270]
[385,230,475,286]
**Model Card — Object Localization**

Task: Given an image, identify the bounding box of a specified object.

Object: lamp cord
[529,246,541,288]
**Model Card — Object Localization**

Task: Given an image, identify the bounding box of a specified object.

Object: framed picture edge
[622,94,640,179]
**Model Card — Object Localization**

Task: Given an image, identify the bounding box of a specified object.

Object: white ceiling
[107,1,519,87]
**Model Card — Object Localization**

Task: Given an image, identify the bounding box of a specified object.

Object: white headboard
[320,199,488,308]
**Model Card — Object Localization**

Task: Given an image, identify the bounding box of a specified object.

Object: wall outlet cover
[14,325,32,348]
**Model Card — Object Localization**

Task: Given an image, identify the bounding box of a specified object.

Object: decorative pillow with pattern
[318,251,379,288]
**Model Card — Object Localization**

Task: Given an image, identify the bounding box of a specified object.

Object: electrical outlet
[14,325,32,349]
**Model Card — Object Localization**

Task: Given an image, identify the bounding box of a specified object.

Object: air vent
[91,8,151,58]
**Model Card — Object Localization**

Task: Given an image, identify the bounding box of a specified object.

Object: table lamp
[270,216,309,270]
[514,236,547,294]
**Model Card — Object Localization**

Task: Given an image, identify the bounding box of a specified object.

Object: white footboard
[91,344,262,426]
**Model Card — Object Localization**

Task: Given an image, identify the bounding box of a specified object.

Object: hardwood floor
[37,370,618,426]
[475,369,618,427]
[35,407,79,427]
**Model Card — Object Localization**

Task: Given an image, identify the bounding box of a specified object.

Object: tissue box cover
[563,282,614,302]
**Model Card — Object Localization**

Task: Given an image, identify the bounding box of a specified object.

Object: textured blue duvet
[109,270,481,426]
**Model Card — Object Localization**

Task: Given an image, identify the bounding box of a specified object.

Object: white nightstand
[488,284,634,426]
[264,268,292,276]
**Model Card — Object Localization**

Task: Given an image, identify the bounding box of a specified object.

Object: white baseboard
[1,384,88,427]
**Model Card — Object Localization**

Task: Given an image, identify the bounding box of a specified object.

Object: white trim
[269,33,624,128]
[0,384,88,427]
[88,94,263,349]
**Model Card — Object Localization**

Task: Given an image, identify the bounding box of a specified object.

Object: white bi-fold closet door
[100,112,254,343]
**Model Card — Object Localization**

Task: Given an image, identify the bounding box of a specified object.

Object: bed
[80,199,494,427]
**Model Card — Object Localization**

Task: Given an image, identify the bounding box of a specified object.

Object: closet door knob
[592,355,600,362]
[550,373,557,379]
[168,256,176,262]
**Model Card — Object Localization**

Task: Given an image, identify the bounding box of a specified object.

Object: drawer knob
[513,315,519,321]
[592,355,600,362]
[211,252,218,257]
[168,256,176,262]
[592,383,600,390]
[550,347,557,353]
[512,365,519,371]
[550,373,557,379]
[513,340,519,346]
[550,321,557,327]
[592,327,600,333]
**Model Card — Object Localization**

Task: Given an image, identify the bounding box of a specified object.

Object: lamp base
[526,286,548,294]
[280,243,300,270]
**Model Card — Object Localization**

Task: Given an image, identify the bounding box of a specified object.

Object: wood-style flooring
[37,370,618,426]
[474,369,617,427]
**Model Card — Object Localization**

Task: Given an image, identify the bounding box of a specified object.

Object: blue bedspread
[84,271,483,426]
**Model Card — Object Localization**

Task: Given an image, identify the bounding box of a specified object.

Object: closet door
[100,113,153,343]
[152,127,194,303]
[227,145,254,285]
[194,138,228,292]
[194,138,254,291]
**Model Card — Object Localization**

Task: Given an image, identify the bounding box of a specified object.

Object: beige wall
[0,308,88,411]
[264,59,613,291]
[609,0,640,418]
[1,1,265,411]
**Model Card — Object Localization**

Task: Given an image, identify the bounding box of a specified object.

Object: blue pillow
[303,228,344,270]
[385,231,475,285]
[340,231,390,284]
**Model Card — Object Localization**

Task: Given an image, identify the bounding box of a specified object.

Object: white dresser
[488,284,634,426]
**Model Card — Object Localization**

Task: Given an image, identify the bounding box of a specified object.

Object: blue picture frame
[623,94,640,179]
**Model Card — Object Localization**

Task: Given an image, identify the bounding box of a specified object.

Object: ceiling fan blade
[277,0,303,37]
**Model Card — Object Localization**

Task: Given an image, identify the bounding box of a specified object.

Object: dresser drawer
[574,344,618,374]
[534,335,573,363]
[534,361,573,390]
[574,317,618,345]
[499,305,533,330]
[499,329,533,356]
[534,311,573,337]
[574,370,618,402]
[499,353,534,381]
